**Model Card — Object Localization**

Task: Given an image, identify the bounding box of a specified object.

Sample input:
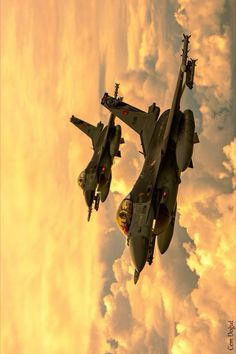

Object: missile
[186,59,197,89]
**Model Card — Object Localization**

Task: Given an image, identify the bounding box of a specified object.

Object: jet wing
[70,115,103,149]
[101,94,160,156]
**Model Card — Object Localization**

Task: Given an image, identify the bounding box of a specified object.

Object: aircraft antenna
[114,83,120,99]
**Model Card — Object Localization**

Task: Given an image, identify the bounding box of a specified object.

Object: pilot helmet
[77,170,86,189]
[116,194,133,236]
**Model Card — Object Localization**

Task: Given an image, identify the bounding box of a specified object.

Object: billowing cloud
[171,138,236,354]
[98,1,235,354]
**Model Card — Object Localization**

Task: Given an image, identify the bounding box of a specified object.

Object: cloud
[98,1,235,354]
[169,2,236,353]
[1,1,111,353]
[223,138,236,188]
[173,142,236,354]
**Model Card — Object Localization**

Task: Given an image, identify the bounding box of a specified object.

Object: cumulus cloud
[169,1,236,353]
[223,138,236,188]
[172,138,236,353]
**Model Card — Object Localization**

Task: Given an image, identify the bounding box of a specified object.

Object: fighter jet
[71,83,124,221]
[101,35,199,283]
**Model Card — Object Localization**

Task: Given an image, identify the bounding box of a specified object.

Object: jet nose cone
[129,237,149,273]
[84,190,94,207]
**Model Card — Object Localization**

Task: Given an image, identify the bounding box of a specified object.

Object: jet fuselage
[119,109,182,275]
[81,123,118,208]
[71,83,123,220]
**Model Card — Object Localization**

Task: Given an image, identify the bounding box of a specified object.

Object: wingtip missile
[186,58,197,89]
[181,34,191,66]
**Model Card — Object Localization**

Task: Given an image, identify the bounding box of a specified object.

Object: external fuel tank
[176,109,195,172]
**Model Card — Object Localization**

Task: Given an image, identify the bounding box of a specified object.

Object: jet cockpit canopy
[77,171,86,189]
[116,195,133,236]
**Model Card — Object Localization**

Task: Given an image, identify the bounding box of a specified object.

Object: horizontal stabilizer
[189,159,193,168]
[116,150,121,158]
[193,132,199,144]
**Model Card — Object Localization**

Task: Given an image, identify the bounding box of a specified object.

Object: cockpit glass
[116,196,133,236]
[77,171,86,189]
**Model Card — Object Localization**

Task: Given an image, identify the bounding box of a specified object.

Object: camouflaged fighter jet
[101,35,199,283]
[71,83,124,221]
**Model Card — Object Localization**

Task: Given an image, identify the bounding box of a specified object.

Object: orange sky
[1,1,235,354]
